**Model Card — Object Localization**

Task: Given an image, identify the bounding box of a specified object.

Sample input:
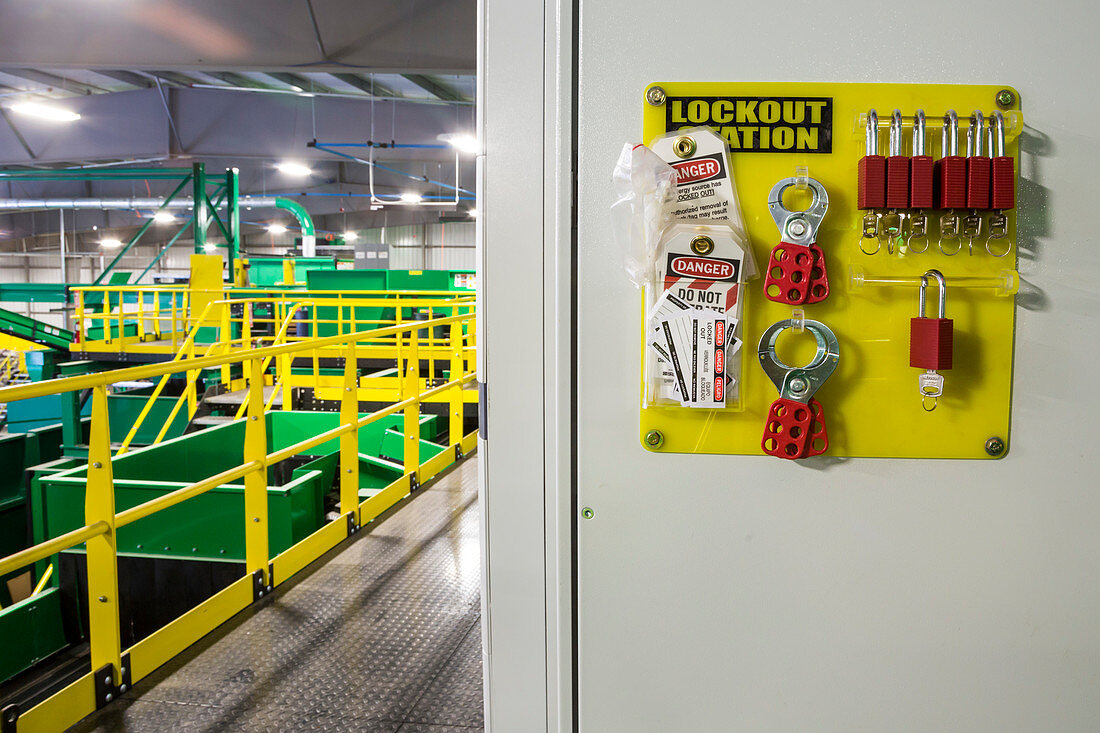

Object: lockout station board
[639,82,1021,460]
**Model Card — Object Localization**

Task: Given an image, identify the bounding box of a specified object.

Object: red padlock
[909,110,935,211]
[910,270,952,409]
[886,109,910,211]
[965,110,992,214]
[990,110,1015,212]
[858,110,886,210]
[763,176,829,305]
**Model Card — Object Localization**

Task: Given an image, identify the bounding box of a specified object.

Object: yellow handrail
[117,300,220,454]
[232,302,304,420]
[32,563,53,596]
[0,310,475,730]
[3,314,471,402]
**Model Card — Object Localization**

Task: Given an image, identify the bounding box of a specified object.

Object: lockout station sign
[665,96,833,153]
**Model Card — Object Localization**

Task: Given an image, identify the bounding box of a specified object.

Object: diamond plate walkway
[70,459,484,733]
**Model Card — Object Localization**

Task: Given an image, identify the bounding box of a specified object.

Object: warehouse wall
[0,219,474,330]
[0,239,192,328]
[365,222,477,270]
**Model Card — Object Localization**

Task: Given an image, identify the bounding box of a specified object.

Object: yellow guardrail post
[280,353,292,411]
[340,343,360,526]
[403,328,420,480]
[86,385,124,687]
[185,338,198,418]
[219,304,232,387]
[76,289,85,344]
[449,322,463,448]
[243,357,270,587]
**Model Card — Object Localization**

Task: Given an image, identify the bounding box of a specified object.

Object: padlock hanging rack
[848,264,1019,296]
[851,110,1023,142]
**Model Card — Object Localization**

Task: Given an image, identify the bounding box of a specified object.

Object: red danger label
[672,155,723,184]
[715,348,724,373]
[670,256,735,280]
[715,321,725,347]
[715,377,724,401]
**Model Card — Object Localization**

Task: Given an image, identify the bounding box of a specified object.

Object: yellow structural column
[449,322,464,448]
[243,358,270,585]
[403,328,420,481]
[219,304,232,387]
[280,353,292,411]
[340,343,360,527]
[85,385,123,683]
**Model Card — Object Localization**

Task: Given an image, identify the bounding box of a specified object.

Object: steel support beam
[401,74,467,102]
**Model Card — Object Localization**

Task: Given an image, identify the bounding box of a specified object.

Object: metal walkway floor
[70,459,483,732]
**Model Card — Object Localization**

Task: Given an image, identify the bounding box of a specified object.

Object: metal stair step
[204,386,282,406]
[191,415,238,426]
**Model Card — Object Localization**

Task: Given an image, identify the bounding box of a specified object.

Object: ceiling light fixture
[10,102,81,122]
[399,192,423,204]
[203,243,217,252]
[153,211,175,223]
[268,223,288,235]
[276,161,312,177]
[468,208,479,218]
[438,133,479,154]
[100,238,122,249]
[343,231,358,241]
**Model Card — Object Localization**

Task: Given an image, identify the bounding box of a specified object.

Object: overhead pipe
[0,196,315,253]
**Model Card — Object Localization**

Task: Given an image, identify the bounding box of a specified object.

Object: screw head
[105,693,113,702]
[98,595,107,602]
[644,429,664,449]
[995,89,1016,109]
[92,461,102,469]
[645,86,666,106]
[788,220,807,238]
[120,684,127,693]
[788,377,808,394]
[581,507,594,519]
[985,436,1006,457]
[105,676,112,686]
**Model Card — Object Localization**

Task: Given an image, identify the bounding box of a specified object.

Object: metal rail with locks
[762,176,830,305]
[758,319,839,459]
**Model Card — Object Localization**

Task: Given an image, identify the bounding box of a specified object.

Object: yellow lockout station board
[640,82,1021,459]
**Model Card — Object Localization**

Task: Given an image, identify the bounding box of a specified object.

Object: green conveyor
[0,306,74,351]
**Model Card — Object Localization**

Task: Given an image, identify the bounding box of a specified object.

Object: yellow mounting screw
[644,430,664,449]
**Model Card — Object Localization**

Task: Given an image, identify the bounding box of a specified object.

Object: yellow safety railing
[109,290,476,451]
[71,285,474,355]
[0,310,477,733]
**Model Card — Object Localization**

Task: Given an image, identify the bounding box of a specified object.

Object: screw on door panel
[646,86,667,106]
[985,436,1005,456]
[644,430,664,448]
[995,89,1015,109]
[581,507,594,520]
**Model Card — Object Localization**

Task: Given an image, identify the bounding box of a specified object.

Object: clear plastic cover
[610,143,677,289]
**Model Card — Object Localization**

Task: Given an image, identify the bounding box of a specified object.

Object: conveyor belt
[70,459,483,732]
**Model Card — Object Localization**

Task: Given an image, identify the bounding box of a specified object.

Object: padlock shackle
[889,109,904,157]
[918,269,947,318]
[866,109,879,157]
[969,110,985,159]
[991,110,1006,158]
[913,109,926,157]
[942,110,958,157]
